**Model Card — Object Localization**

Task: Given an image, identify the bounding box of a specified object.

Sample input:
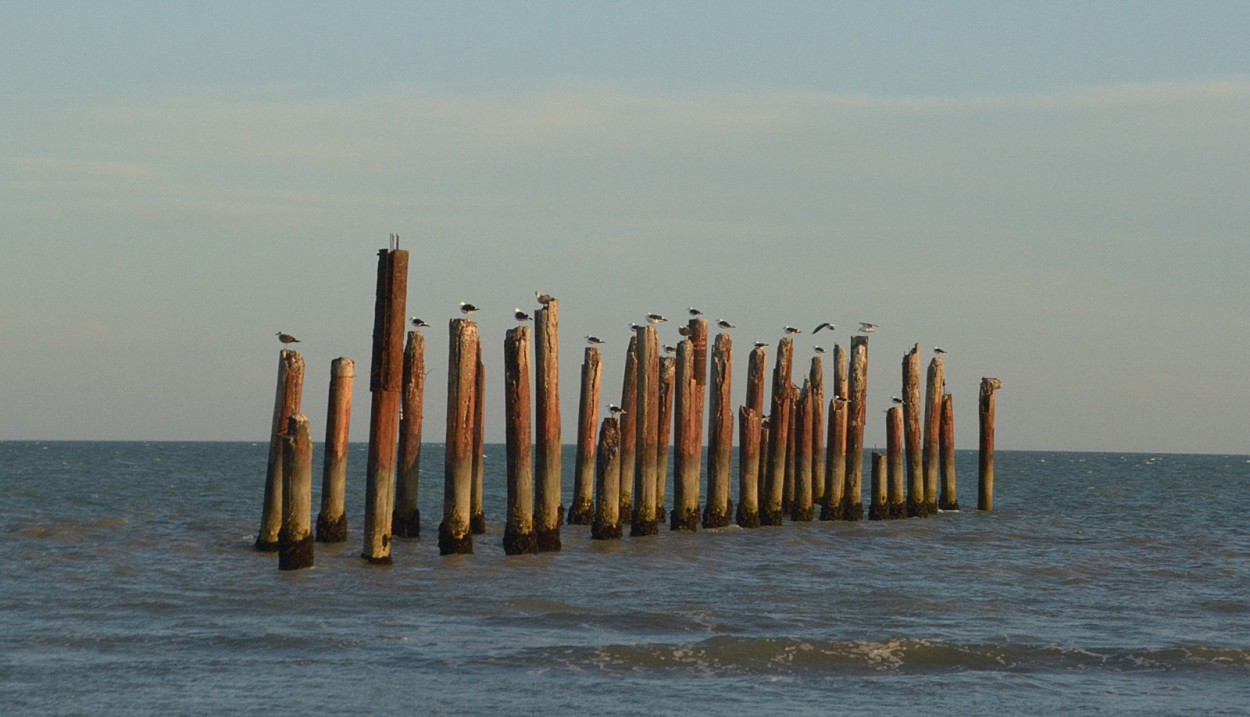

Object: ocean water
[2,441,1249,716]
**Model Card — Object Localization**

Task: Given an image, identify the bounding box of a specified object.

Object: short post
[809,355,826,509]
[903,343,926,518]
[784,384,798,514]
[843,336,868,521]
[736,406,762,528]
[746,343,767,417]
[362,247,408,564]
[979,377,1003,511]
[618,335,638,525]
[790,383,814,521]
[655,356,675,521]
[631,324,660,536]
[868,452,887,521]
[534,299,561,551]
[568,346,602,525]
[438,318,478,555]
[821,397,847,520]
[591,417,623,540]
[670,340,700,531]
[316,356,353,543]
[762,338,794,525]
[503,326,537,555]
[393,332,424,538]
[703,333,733,528]
[887,405,905,519]
[279,413,314,570]
[939,393,959,511]
[258,349,304,551]
[471,342,486,534]
[923,355,945,515]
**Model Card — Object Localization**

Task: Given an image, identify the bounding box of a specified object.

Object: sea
[2,441,1249,716]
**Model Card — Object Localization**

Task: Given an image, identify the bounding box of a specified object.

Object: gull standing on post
[535,291,555,306]
[514,308,532,322]
[410,317,429,328]
[459,301,480,316]
[717,319,735,329]
[276,331,300,344]
[858,322,878,333]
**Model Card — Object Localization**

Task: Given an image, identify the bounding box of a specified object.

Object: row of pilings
[257,247,1003,569]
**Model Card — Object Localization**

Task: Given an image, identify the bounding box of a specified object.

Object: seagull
[276,331,300,344]
[891,396,905,405]
[814,346,826,354]
[717,319,735,329]
[585,335,605,345]
[934,347,947,354]
[754,341,768,349]
[833,395,849,404]
[678,325,692,337]
[784,326,802,335]
[646,313,668,324]
[410,317,429,328]
[630,322,645,330]
[688,307,703,316]
[535,291,555,306]
[663,345,677,354]
[858,322,878,333]
[608,404,626,416]
[514,308,532,322]
[459,301,480,316]
[813,322,836,334]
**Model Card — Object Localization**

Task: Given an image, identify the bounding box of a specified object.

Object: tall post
[655,356,675,521]
[439,318,477,555]
[736,406,762,528]
[279,413,314,570]
[591,417,623,540]
[534,299,562,551]
[902,343,926,518]
[809,355,826,509]
[762,337,794,525]
[979,377,1003,511]
[362,248,408,564]
[784,384,797,514]
[868,452,887,521]
[316,356,352,543]
[923,355,945,515]
[790,383,814,521]
[617,335,638,525]
[470,342,487,534]
[688,318,709,501]
[671,340,700,531]
[939,393,959,511]
[703,333,734,528]
[503,326,537,555]
[887,405,905,519]
[258,349,304,551]
[821,398,846,520]
[568,346,602,525]
[843,336,868,521]
[394,332,424,538]
[746,343,767,417]
[631,324,660,536]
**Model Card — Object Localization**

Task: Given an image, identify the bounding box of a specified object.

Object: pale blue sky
[3,1,1249,452]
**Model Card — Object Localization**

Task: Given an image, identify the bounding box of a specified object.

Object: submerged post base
[278,535,314,570]
[591,521,622,540]
[502,528,538,555]
[703,504,733,529]
[535,528,561,552]
[566,499,594,525]
[735,506,761,529]
[669,507,699,532]
[470,511,486,535]
[316,512,348,543]
[391,509,420,538]
[438,521,473,556]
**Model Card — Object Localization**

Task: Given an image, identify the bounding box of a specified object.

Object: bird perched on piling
[514,308,532,322]
[410,317,429,328]
[646,313,667,324]
[678,325,692,337]
[858,322,878,333]
[717,319,735,329]
[276,331,300,344]
[459,301,480,316]
[585,335,605,345]
[608,404,626,416]
[688,307,703,316]
[663,345,677,354]
[833,395,849,404]
[630,322,645,330]
[934,347,947,354]
[814,346,826,354]
[784,326,802,335]
[754,341,768,348]
[891,396,905,405]
[813,322,835,334]
[535,291,555,306]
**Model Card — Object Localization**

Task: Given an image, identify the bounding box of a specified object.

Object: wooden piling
[671,340,700,531]
[591,417,623,540]
[746,343,767,420]
[843,336,868,521]
[809,355,826,509]
[758,423,771,505]
[470,342,487,534]
[438,318,477,556]
[568,346,602,525]
[362,248,408,564]
[655,356,675,521]
[279,413,314,570]
[502,326,537,555]
[939,393,959,511]
[736,406,762,528]
[258,349,304,551]
[790,383,814,522]
[618,335,638,525]
[687,317,709,498]
[784,382,798,515]
[821,397,847,520]
[393,332,424,538]
[979,377,1003,511]
[703,333,734,529]
[762,338,794,526]
[534,300,562,551]
[887,405,905,519]
[868,452,887,521]
[631,324,660,537]
[923,355,945,515]
[902,343,926,518]
[316,356,352,543]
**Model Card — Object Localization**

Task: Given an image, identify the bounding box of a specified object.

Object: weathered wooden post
[923,355,945,515]
[736,406,762,528]
[316,356,352,543]
[843,336,868,521]
[258,349,304,551]
[655,355,675,521]
[746,344,767,417]
[939,393,959,511]
[671,340,700,531]
[688,317,709,499]
[703,333,734,528]
[821,397,847,520]
[534,299,562,550]
[758,422,771,505]
[762,337,794,525]
[809,355,826,509]
[902,343,926,518]
[591,417,623,539]
[362,247,408,564]
[868,452,887,521]
[979,377,1003,511]
[568,346,602,525]
[503,326,537,555]
[790,383,814,521]
[394,333,424,538]
[632,324,660,536]
[887,405,905,519]
[471,342,486,534]
[439,318,478,555]
[279,413,314,570]
[618,335,638,525]
[784,383,798,514]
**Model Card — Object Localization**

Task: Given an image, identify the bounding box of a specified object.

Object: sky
[3,1,1249,453]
